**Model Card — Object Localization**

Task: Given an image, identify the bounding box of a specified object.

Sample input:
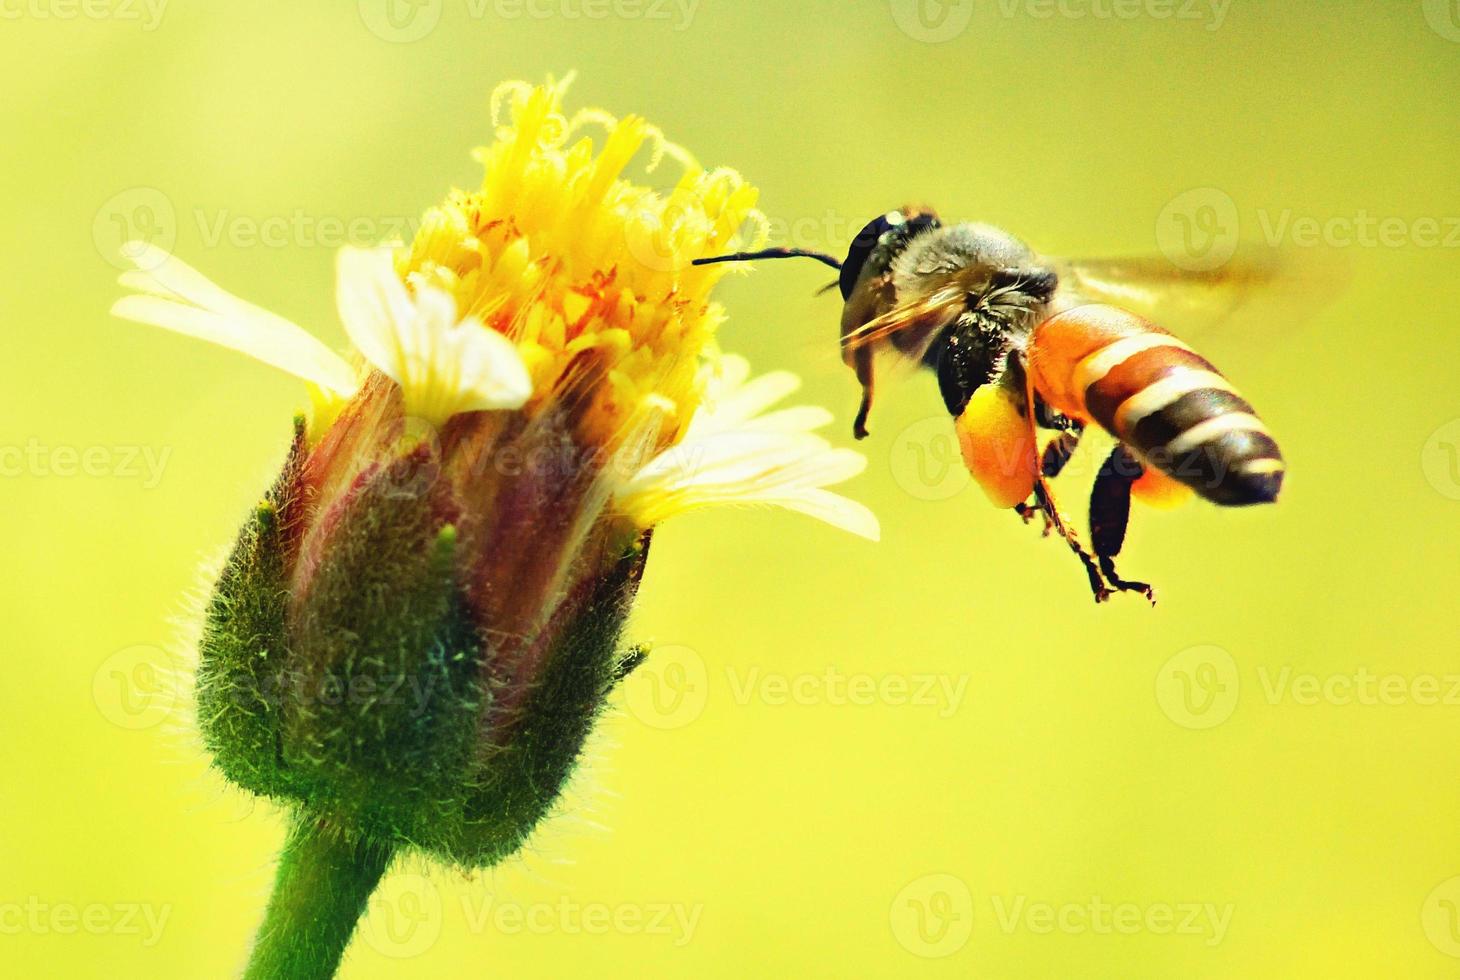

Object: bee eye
[838,208,942,301]
[838,213,900,300]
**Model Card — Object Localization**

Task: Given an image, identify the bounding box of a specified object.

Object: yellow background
[4,1,1460,976]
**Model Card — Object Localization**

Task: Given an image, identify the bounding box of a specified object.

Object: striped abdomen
[1028,304,1284,505]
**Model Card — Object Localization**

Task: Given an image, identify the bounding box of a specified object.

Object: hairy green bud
[197,394,650,868]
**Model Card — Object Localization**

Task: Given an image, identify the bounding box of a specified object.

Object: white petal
[736,405,835,436]
[752,488,881,541]
[616,356,878,542]
[113,242,357,396]
[689,369,801,438]
[334,246,417,387]
[706,352,752,393]
[336,246,532,425]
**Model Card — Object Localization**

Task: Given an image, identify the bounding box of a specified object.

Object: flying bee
[695,206,1294,603]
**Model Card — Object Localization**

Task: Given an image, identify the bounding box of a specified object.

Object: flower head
[113,78,876,868]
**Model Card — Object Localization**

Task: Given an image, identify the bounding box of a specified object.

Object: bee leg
[1014,361,1108,601]
[1090,445,1156,605]
[1035,401,1082,433]
[852,345,874,440]
[1015,424,1083,534]
[1041,429,1082,479]
[1033,481,1110,603]
[1013,500,1051,535]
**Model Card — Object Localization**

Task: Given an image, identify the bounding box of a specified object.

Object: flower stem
[243,816,395,980]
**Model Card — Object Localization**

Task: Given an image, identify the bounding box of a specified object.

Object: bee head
[838,206,942,300]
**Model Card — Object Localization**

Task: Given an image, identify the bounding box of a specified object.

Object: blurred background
[4,1,1460,976]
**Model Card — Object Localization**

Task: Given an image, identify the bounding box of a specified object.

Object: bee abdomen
[1080,340,1284,506]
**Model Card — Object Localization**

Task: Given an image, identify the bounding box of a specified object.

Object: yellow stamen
[398,76,766,452]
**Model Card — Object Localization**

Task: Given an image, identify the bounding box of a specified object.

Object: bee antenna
[692,247,843,271]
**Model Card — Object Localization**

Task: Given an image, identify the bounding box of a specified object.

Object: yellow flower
[112,76,876,541]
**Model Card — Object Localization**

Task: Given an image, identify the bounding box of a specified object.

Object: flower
[111,76,877,881]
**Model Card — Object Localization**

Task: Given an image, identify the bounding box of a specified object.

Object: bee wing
[1044,243,1349,338]
[840,268,979,357]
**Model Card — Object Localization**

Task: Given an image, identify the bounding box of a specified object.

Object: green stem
[243,816,395,980]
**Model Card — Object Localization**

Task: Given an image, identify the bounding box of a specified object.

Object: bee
[695,206,1293,603]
